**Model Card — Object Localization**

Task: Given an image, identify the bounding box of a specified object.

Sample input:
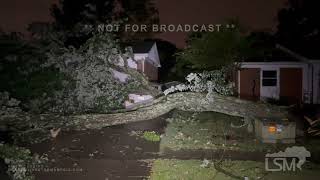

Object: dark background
[0,0,287,47]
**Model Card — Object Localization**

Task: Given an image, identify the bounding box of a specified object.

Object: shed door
[280,68,302,104]
[239,68,260,100]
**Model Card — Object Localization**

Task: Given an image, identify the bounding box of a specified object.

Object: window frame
[262,70,277,87]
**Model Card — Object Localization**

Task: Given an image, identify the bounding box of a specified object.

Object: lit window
[262,70,277,86]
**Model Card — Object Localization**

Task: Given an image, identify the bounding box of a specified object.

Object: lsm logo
[265,146,311,171]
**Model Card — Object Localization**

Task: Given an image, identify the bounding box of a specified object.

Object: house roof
[132,41,155,53]
[243,49,301,62]
[243,45,320,63]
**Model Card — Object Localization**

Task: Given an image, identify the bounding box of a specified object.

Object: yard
[150,159,320,180]
[2,94,320,179]
[151,109,320,180]
[160,110,289,153]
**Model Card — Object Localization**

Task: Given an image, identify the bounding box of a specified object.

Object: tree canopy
[50,0,159,45]
[276,0,320,58]
[174,26,258,77]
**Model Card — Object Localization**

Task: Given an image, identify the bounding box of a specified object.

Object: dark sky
[0,0,287,47]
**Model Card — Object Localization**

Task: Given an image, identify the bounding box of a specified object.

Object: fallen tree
[1,92,288,144]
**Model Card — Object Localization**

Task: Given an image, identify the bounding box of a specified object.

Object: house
[235,46,320,104]
[127,42,161,81]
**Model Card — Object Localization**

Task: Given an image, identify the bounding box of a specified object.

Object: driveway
[29,115,168,180]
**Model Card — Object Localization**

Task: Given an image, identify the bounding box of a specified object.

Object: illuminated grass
[143,131,161,142]
[150,159,267,180]
[150,159,320,180]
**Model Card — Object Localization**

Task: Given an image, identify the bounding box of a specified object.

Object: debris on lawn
[128,130,142,137]
[304,115,320,136]
[49,128,61,138]
[200,159,210,168]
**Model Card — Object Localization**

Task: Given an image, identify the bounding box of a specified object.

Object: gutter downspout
[142,59,145,73]
[311,64,314,104]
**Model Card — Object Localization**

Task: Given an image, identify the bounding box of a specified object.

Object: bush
[0,33,67,113]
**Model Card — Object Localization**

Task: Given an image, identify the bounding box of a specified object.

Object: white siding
[260,67,279,100]
[148,43,161,67]
[134,53,148,61]
[133,43,161,68]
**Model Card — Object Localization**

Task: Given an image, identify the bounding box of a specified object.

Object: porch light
[268,125,276,133]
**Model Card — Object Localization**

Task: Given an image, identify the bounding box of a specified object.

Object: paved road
[29,115,168,180]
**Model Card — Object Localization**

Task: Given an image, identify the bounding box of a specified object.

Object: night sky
[0,0,287,47]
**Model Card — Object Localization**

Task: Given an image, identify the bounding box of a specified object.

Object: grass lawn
[150,159,320,180]
[143,131,161,142]
[150,159,267,180]
[150,159,225,180]
[160,110,289,152]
